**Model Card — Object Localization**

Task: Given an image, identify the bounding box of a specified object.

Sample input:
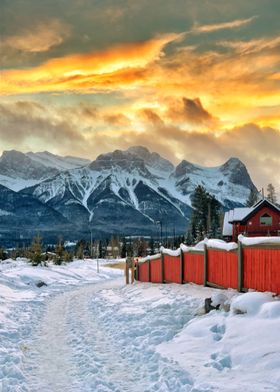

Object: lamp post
[156,220,163,246]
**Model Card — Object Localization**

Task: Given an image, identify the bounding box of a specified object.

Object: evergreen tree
[29,234,43,266]
[246,189,259,207]
[150,237,155,255]
[121,237,127,258]
[267,183,277,204]
[190,185,221,240]
[54,240,64,265]
[98,240,103,258]
[63,250,73,263]
[0,247,7,261]
[185,230,193,246]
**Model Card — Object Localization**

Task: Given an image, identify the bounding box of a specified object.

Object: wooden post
[125,261,129,284]
[180,248,184,284]
[131,259,135,284]
[135,260,139,281]
[238,240,244,292]
[148,258,151,282]
[203,244,208,287]
[161,251,165,283]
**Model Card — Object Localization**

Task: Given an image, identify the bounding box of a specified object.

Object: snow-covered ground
[0,259,279,392]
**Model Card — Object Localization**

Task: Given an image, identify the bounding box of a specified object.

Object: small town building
[223,198,280,242]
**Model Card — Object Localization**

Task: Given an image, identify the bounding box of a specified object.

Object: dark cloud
[182,97,215,125]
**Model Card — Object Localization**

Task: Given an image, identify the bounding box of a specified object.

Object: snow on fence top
[206,239,238,251]
[138,236,280,263]
[238,234,280,246]
[160,247,181,256]
[139,253,161,263]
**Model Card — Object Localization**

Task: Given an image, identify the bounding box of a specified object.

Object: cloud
[1,19,71,53]
[0,102,85,154]
[181,97,217,125]
[0,33,181,95]
[191,16,257,34]
[0,101,279,195]
[218,35,280,54]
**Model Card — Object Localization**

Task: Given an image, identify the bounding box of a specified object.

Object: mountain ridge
[0,147,257,241]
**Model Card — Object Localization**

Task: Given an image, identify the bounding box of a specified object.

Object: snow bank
[239,234,280,246]
[157,289,280,392]
[231,292,275,315]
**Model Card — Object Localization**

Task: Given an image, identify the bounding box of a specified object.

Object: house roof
[222,208,252,236]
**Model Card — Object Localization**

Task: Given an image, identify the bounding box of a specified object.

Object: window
[260,213,272,226]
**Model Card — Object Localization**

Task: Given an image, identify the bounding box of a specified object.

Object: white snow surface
[239,234,280,246]
[0,259,280,392]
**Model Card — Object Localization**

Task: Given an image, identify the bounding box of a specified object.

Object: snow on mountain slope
[171,157,257,208]
[27,151,90,171]
[0,150,90,191]
[0,150,59,191]
[1,146,258,236]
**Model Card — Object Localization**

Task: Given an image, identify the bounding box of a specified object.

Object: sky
[0,0,279,194]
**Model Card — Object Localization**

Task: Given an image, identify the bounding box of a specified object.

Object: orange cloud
[0,33,181,95]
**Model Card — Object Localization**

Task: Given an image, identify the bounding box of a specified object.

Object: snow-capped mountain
[26,151,90,171]
[14,146,256,237]
[0,150,90,191]
[0,184,71,245]
[0,146,257,239]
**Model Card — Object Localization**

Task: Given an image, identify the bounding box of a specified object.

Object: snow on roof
[223,207,253,236]
[222,211,233,236]
[230,207,253,222]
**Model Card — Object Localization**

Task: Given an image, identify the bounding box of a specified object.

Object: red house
[223,198,280,242]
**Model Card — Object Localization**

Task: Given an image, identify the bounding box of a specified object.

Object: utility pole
[90,230,93,258]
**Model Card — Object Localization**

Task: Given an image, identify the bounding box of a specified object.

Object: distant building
[223,198,280,242]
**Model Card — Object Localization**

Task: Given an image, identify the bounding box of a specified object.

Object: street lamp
[156,220,163,246]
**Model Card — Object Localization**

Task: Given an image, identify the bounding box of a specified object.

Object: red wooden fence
[150,258,162,283]
[207,249,238,289]
[243,248,280,294]
[138,261,149,282]
[136,243,280,295]
[164,255,181,284]
[183,252,204,285]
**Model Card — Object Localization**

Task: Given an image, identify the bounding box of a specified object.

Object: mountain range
[0,147,257,244]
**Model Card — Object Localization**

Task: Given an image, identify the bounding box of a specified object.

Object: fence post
[161,251,165,283]
[180,248,184,284]
[125,261,129,284]
[148,258,151,282]
[203,244,208,287]
[136,262,139,281]
[238,240,243,292]
[131,259,135,284]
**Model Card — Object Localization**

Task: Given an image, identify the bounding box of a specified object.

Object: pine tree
[190,185,221,240]
[185,230,193,246]
[246,189,259,207]
[63,250,73,263]
[98,240,103,258]
[54,240,65,265]
[29,234,43,266]
[267,183,277,204]
[0,248,7,261]
[121,238,127,258]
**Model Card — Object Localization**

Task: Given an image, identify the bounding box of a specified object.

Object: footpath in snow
[0,259,280,392]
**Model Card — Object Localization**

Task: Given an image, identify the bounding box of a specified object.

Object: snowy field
[0,259,280,392]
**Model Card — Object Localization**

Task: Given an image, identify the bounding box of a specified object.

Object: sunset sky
[0,0,279,193]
